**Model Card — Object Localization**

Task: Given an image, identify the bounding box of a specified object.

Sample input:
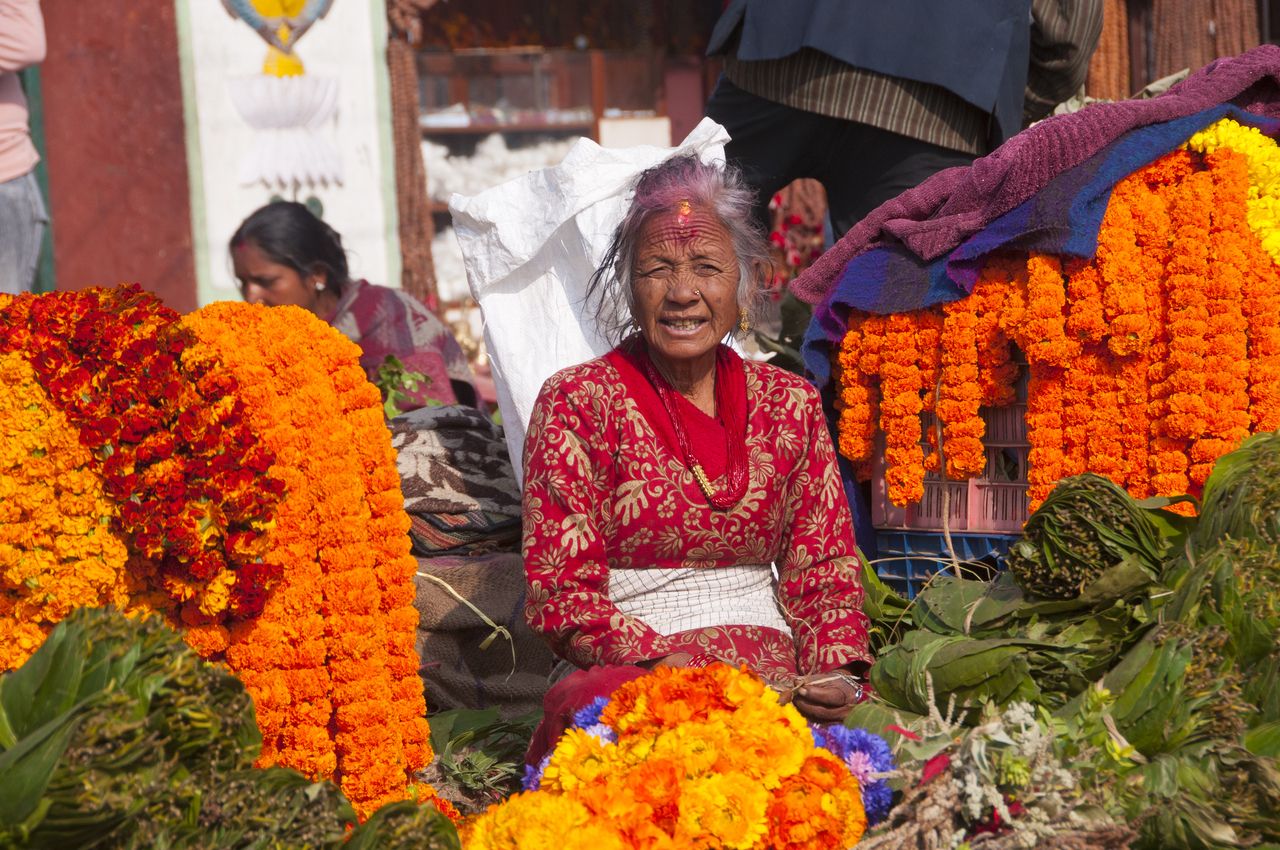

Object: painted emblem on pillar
[222,0,343,190]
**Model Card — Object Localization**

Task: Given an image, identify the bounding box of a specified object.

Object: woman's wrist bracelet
[686,653,719,669]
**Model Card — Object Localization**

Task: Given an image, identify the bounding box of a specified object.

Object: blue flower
[811,724,896,825]
[571,696,611,730]
[521,752,553,792]
[582,722,618,744]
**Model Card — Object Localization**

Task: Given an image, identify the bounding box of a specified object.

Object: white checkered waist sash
[607,564,792,638]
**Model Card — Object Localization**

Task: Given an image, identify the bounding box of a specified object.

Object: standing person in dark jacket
[706,0,1103,240]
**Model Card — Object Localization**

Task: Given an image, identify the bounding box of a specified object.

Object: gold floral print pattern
[522,353,872,681]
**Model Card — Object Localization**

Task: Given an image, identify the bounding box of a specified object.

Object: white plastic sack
[450,118,731,483]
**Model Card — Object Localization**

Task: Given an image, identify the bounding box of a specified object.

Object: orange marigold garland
[937,295,986,478]
[1024,365,1067,509]
[915,308,945,414]
[916,308,946,475]
[183,303,435,819]
[878,313,927,506]
[1058,354,1092,481]
[1151,167,1213,494]
[835,320,879,467]
[1064,259,1108,346]
[1194,148,1255,480]
[1115,157,1178,495]
[1016,254,1078,369]
[1239,218,1280,431]
[1095,176,1150,356]
[853,313,889,482]
[973,258,1020,409]
[831,120,1280,522]
[1086,358,1128,485]
[1189,119,1280,431]
[0,352,130,671]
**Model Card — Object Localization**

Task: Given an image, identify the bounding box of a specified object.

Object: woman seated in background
[230,201,477,410]
[521,155,872,763]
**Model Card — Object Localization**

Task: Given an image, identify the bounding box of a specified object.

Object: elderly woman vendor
[521,155,871,760]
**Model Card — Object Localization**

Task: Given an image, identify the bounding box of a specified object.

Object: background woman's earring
[738,310,750,334]
[314,279,326,292]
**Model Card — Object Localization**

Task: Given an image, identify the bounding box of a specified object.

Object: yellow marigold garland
[0,352,129,670]
[182,303,434,819]
[1189,118,1280,432]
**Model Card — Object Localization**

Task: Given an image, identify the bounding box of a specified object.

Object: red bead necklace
[638,343,749,510]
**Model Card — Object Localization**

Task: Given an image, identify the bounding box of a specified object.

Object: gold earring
[737,309,750,334]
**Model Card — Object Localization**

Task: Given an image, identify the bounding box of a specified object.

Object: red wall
[39,1,197,312]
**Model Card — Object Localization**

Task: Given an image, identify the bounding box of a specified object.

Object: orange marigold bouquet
[835,118,1280,512]
[466,665,893,850]
[0,287,437,819]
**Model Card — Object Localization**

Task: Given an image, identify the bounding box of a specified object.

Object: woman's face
[232,240,323,312]
[630,204,740,374]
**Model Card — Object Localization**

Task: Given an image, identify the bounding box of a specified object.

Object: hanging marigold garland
[183,303,435,818]
[974,258,1021,409]
[835,323,878,478]
[834,118,1280,512]
[878,314,926,505]
[0,351,130,671]
[1196,148,1254,483]
[937,295,985,478]
[0,289,444,821]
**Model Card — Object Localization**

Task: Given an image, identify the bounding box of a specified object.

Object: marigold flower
[183,302,432,818]
[0,352,129,670]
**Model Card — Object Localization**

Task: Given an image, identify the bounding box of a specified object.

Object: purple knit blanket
[791,44,1280,307]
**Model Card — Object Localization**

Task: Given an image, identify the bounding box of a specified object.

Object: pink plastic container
[871,381,1030,534]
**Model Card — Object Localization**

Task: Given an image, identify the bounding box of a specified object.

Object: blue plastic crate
[873,530,1016,599]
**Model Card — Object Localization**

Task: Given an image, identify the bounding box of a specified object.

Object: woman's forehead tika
[642,203,725,245]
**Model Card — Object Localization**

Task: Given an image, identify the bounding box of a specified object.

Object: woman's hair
[229,201,351,293]
[585,154,771,345]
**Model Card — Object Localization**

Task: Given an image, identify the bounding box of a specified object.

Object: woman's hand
[789,670,865,723]
[643,652,694,670]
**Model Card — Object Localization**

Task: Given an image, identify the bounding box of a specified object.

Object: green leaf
[0,713,80,826]
[0,618,88,742]
[1244,722,1280,758]
[871,631,1064,715]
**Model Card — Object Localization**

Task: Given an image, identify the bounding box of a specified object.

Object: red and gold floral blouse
[521,344,872,684]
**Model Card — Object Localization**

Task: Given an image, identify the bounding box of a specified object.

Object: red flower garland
[0,287,283,622]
